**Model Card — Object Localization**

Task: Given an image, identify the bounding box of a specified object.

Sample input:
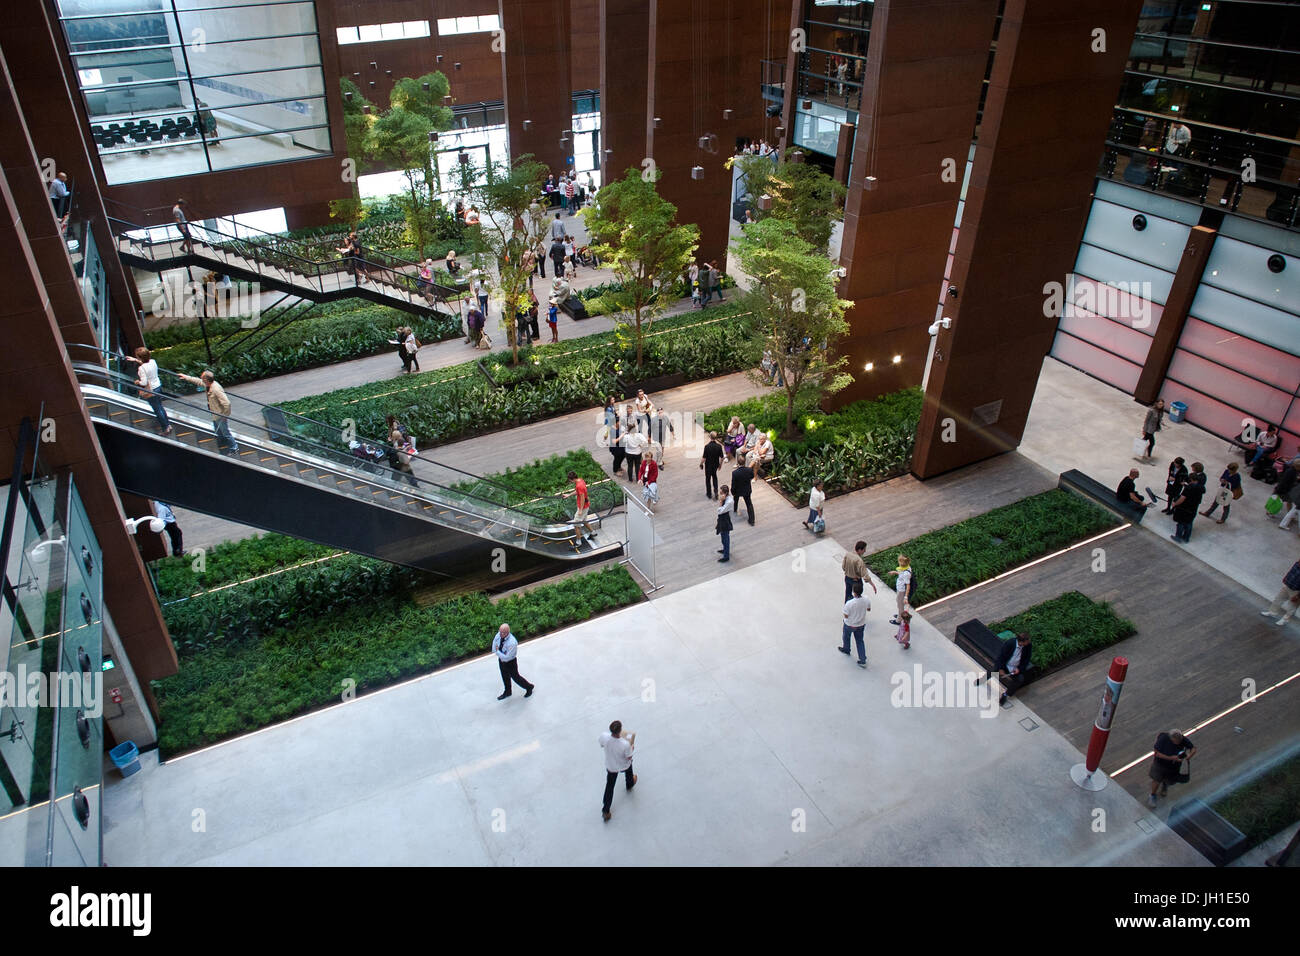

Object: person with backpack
[885,555,914,625]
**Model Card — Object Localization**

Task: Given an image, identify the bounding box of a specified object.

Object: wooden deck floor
[918,524,1300,805]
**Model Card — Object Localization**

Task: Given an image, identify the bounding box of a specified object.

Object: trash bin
[109,741,141,778]
[1169,400,1188,424]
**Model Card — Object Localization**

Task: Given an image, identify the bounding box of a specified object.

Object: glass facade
[791,1,872,158]
[57,0,333,185]
[0,428,104,867]
[1100,0,1300,229]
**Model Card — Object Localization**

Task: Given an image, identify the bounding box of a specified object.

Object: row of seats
[92,115,204,149]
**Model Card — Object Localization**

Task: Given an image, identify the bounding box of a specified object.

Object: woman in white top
[133,346,172,434]
[724,416,745,460]
[751,433,774,477]
[804,479,826,531]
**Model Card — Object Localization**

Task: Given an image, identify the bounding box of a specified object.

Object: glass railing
[68,345,621,541]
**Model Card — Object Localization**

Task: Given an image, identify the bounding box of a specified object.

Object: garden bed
[1211,751,1300,852]
[274,304,761,450]
[864,490,1121,606]
[154,565,644,755]
[987,591,1136,674]
[455,449,623,524]
[702,388,923,504]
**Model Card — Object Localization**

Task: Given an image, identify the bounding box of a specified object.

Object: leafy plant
[865,490,1121,606]
[1212,751,1300,850]
[988,591,1136,671]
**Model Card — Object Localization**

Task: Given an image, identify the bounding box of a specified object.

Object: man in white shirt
[599,719,637,821]
[886,556,912,625]
[622,423,646,481]
[838,580,870,667]
[490,623,534,700]
[633,389,654,434]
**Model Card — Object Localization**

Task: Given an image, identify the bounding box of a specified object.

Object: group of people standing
[688,261,726,308]
[602,390,674,514]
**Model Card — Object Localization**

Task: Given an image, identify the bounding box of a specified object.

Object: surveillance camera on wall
[834,267,847,279]
[927,317,952,336]
[947,286,958,298]
[125,516,165,535]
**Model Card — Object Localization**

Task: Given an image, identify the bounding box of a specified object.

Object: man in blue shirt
[491,623,535,700]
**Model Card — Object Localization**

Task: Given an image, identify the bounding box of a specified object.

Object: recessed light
[864,362,874,372]
[892,355,902,364]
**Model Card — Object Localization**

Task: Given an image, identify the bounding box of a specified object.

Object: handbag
[1265,494,1284,515]
[1231,485,1243,500]
[1174,758,1191,785]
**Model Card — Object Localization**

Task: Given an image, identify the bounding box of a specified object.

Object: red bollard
[1070,657,1128,791]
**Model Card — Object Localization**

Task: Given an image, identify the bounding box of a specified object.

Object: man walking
[622,422,645,482]
[568,469,598,543]
[491,623,535,700]
[731,459,755,525]
[177,369,238,453]
[700,431,724,499]
[716,485,734,562]
[152,501,183,557]
[1147,729,1196,808]
[549,236,567,278]
[599,720,636,821]
[838,580,870,668]
[172,198,194,253]
[1169,461,1206,543]
[550,211,566,241]
[841,540,877,602]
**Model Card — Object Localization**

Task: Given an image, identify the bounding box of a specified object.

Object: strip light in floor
[914,523,1132,612]
[1108,669,1300,778]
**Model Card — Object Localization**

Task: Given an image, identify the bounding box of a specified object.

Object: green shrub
[151,303,461,386]
[153,533,336,603]
[154,565,644,754]
[988,591,1136,671]
[866,490,1120,605]
[703,388,923,500]
[275,306,760,449]
[464,449,622,523]
[1212,752,1300,850]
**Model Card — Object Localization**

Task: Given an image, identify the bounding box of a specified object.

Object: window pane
[358,23,381,41]
[404,20,429,38]
[458,17,477,33]
[437,18,456,35]
[481,14,500,32]
[380,22,403,40]
[336,26,359,45]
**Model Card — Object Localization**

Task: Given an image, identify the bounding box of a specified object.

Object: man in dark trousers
[491,623,534,700]
[978,632,1032,707]
[599,720,636,821]
[1169,461,1206,543]
[549,237,567,278]
[700,431,724,499]
[731,459,755,525]
[1115,468,1150,512]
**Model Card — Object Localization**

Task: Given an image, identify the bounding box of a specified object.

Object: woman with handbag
[724,416,745,461]
[132,347,173,435]
[1202,461,1241,523]
[1161,457,1188,514]
[1139,399,1165,460]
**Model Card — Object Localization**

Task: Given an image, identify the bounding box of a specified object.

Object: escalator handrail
[71,355,622,531]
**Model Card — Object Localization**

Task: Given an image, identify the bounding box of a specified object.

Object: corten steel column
[828,0,1000,408]
[644,0,794,266]
[911,0,1145,479]
[0,52,176,727]
[1133,224,1216,405]
[599,0,651,187]
[500,0,573,177]
[777,0,805,154]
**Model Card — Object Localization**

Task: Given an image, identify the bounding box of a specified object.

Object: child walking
[893,610,911,650]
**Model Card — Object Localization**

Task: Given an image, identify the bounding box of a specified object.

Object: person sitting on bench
[976,632,1033,706]
[1247,424,1279,466]
[1116,468,1150,511]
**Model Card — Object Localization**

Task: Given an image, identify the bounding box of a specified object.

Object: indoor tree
[727,149,846,254]
[581,168,699,369]
[452,153,550,365]
[330,78,375,226]
[732,217,853,439]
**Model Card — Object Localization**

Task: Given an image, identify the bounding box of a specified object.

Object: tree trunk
[783,385,799,440]
[634,305,644,370]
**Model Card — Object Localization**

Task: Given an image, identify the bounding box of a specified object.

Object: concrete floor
[1021,356,1298,601]
[103,538,1203,866]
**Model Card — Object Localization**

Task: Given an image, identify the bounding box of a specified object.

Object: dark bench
[954,619,1036,685]
[1168,798,1249,866]
[558,294,589,320]
[1059,469,1146,524]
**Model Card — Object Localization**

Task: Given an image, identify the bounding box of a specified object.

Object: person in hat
[547,296,559,342]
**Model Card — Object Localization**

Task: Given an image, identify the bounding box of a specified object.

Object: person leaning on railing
[177,370,238,453]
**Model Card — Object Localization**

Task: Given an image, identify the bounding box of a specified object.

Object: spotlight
[691,165,704,180]
[863,175,878,190]
[422,81,430,91]
[864,362,874,372]
[436,54,444,64]
[454,62,462,70]
[774,125,785,137]
[523,119,532,130]
[344,91,353,101]
[427,130,438,143]
[723,108,733,120]
[892,354,902,364]
[385,70,393,77]
[654,117,662,128]
[370,61,377,70]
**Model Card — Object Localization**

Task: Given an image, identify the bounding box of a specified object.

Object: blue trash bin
[110,741,141,777]
[1169,400,1188,424]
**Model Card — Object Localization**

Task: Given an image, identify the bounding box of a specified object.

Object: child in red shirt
[894,610,911,650]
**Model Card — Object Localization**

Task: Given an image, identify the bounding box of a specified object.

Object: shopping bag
[1265,494,1283,515]
[811,515,826,534]
[1132,437,1147,456]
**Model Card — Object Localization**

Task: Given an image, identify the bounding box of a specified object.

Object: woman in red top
[568,469,597,540]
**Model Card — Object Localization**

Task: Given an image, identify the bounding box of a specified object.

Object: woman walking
[1139,399,1166,460]
[403,326,421,373]
[133,347,173,435]
[1202,462,1242,523]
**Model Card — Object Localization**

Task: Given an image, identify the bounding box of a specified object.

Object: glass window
[336,26,359,45]
[358,24,382,42]
[57,0,332,186]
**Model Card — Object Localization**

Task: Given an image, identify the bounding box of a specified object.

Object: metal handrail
[68,345,621,528]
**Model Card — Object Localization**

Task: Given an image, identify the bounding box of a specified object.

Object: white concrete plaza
[103,539,1203,866]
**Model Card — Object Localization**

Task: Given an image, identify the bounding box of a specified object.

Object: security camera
[947,286,958,298]
[125,516,165,535]
[927,317,952,336]
[835,267,847,279]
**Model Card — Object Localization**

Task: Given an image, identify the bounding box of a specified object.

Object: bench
[1168,798,1249,866]
[954,620,1036,685]
[1059,469,1147,524]
[558,294,589,320]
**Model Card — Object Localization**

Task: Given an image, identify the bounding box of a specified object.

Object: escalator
[109,214,465,321]
[71,350,624,581]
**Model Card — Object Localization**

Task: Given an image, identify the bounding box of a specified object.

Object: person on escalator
[177,369,238,453]
[131,347,173,435]
[389,425,419,487]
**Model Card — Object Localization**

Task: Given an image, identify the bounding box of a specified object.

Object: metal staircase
[71,350,623,577]
[109,214,466,321]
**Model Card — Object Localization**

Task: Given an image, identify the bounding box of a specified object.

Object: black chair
[149,129,163,142]
[91,124,105,135]
[165,129,180,140]
[183,125,198,138]
[177,115,191,127]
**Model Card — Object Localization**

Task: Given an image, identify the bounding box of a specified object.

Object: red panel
[1052,331,1142,393]
[1058,309,1154,365]
[1066,274,1163,335]
[1162,377,1299,456]
[1178,317,1300,394]
[1167,349,1292,425]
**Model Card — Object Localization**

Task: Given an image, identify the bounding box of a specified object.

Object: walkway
[101,538,1203,866]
